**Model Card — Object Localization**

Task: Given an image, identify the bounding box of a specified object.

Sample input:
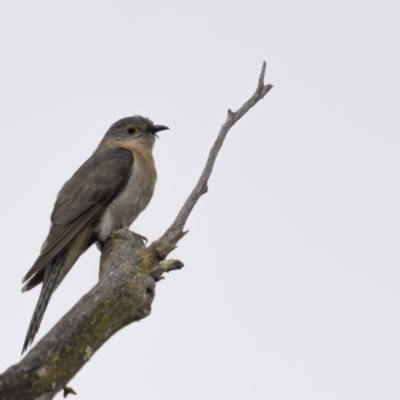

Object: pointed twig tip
[261,61,266,75]
[258,61,267,89]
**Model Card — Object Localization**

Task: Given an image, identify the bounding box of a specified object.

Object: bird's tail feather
[21,248,68,354]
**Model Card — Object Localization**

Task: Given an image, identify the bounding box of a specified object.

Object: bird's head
[99,115,169,151]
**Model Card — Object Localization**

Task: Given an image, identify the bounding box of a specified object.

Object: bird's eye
[125,125,137,135]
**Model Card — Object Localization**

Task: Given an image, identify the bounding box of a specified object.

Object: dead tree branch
[151,61,273,259]
[0,62,273,400]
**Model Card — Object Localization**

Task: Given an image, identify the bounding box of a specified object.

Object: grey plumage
[22,249,68,352]
[21,115,168,354]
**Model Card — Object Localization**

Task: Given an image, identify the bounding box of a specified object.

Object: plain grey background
[1,2,399,399]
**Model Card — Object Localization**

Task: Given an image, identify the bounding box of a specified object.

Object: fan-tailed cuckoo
[21,115,168,354]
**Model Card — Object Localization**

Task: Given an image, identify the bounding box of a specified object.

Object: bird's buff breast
[96,147,157,242]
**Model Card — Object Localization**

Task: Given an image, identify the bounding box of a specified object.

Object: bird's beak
[151,125,169,134]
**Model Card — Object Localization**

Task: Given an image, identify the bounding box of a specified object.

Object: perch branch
[0,62,273,400]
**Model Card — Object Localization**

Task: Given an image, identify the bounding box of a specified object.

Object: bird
[21,115,168,354]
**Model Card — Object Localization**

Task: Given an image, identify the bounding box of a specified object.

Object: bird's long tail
[21,248,68,354]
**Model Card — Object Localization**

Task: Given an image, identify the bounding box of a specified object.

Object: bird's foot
[130,230,148,244]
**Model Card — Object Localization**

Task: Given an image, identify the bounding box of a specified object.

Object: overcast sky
[1,2,400,399]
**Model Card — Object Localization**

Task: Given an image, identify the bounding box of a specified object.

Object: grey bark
[0,62,273,400]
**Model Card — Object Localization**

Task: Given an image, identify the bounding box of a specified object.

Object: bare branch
[151,61,273,258]
[0,62,273,399]
[0,231,182,400]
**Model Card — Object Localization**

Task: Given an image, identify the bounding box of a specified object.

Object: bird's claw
[130,231,148,244]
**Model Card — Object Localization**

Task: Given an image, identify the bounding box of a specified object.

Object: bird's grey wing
[21,147,133,353]
[22,147,134,284]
